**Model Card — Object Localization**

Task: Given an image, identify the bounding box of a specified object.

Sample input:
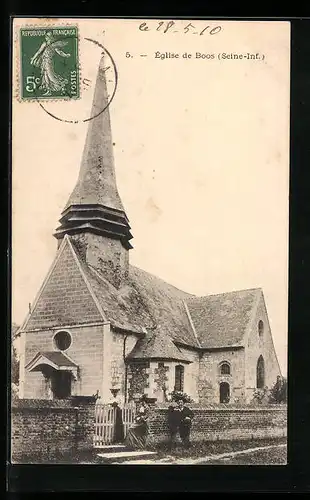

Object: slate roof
[71,240,199,347]
[41,351,78,367]
[69,238,262,350]
[25,351,78,369]
[186,289,261,348]
[126,329,192,363]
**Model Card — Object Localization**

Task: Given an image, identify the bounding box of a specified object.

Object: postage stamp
[19,26,79,100]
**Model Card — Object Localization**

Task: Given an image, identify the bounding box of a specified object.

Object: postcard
[11,18,289,465]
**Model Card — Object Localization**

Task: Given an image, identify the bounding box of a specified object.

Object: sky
[12,19,290,374]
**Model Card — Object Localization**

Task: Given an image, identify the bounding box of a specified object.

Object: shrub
[251,386,270,405]
[11,345,20,385]
[268,376,287,404]
[11,383,19,401]
[169,390,194,403]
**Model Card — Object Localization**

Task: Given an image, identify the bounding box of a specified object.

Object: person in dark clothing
[167,401,179,449]
[125,395,150,449]
[167,397,194,449]
[111,401,124,443]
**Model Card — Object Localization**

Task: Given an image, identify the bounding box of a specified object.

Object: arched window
[219,382,230,403]
[220,362,231,375]
[258,320,264,338]
[174,365,184,392]
[256,355,265,389]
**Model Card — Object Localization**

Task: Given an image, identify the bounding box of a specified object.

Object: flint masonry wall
[198,349,245,404]
[147,405,287,445]
[11,397,96,462]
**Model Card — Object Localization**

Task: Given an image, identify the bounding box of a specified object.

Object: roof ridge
[183,300,202,348]
[190,287,262,300]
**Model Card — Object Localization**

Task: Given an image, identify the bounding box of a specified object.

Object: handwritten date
[139,20,222,36]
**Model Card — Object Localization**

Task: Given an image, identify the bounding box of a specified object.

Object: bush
[169,390,194,403]
[12,383,19,401]
[11,345,19,385]
[268,376,287,404]
[251,386,270,405]
[250,377,288,406]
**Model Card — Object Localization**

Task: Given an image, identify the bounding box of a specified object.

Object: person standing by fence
[125,395,150,449]
[111,401,125,443]
[108,394,125,443]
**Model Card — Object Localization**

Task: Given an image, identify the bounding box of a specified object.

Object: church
[18,57,282,405]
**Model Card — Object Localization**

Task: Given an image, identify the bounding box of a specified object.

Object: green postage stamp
[19,26,79,100]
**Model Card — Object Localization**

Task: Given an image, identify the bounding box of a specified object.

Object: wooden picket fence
[93,402,136,448]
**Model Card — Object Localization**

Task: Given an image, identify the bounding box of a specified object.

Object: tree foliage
[11,323,20,385]
[11,345,20,385]
[251,376,287,405]
[169,390,194,403]
[268,376,287,404]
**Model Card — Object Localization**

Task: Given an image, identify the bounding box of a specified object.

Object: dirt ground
[200,444,287,465]
[153,437,287,462]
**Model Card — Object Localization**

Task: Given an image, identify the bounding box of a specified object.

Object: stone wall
[148,361,185,402]
[198,349,245,404]
[178,348,200,400]
[72,232,129,289]
[11,397,96,462]
[108,331,139,403]
[127,361,150,401]
[22,325,104,399]
[147,404,287,445]
[152,362,170,402]
[244,296,282,403]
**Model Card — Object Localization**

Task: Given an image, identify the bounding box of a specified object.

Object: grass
[12,448,99,464]
[12,437,287,464]
[150,437,287,461]
[203,445,287,465]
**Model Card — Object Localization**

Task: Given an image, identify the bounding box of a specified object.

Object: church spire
[54,56,133,288]
[63,56,124,212]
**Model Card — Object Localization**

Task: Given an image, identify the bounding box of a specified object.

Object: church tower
[54,56,133,288]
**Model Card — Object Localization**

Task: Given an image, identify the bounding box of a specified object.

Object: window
[258,320,264,338]
[220,362,231,375]
[256,355,265,389]
[53,330,72,351]
[174,365,184,392]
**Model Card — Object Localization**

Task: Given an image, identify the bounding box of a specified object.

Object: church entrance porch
[25,350,79,400]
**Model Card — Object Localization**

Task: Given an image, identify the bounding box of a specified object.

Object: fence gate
[94,403,136,448]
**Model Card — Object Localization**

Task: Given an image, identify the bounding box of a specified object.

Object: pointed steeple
[54,56,133,288]
[63,56,125,212]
